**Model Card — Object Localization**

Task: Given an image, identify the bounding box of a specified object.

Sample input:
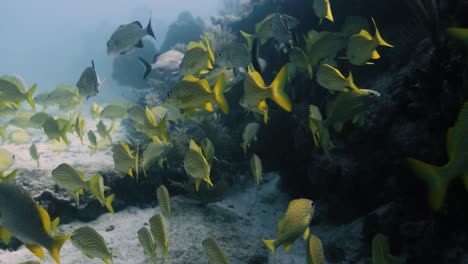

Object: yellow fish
[241,122,260,154]
[87,174,115,214]
[51,163,87,205]
[250,153,263,188]
[149,213,169,259]
[0,75,36,109]
[313,0,334,24]
[184,139,212,191]
[346,17,394,65]
[137,227,157,264]
[263,198,315,255]
[29,143,40,167]
[306,234,325,264]
[371,233,403,264]
[447,27,468,50]
[203,237,229,264]
[70,226,113,264]
[112,141,139,178]
[157,185,171,219]
[0,148,15,173]
[316,64,361,93]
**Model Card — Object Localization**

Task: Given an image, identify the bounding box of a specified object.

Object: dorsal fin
[37,205,51,234]
[129,21,143,28]
[91,60,95,70]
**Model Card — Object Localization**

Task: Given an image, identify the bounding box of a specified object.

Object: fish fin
[91,60,95,69]
[60,126,69,145]
[129,21,143,28]
[127,167,134,178]
[135,144,139,179]
[347,71,363,93]
[51,217,60,236]
[213,73,229,114]
[284,242,294,253]
[325,3,334,22]
[25,244,45,259]
[0,226,10,244]
[48,233,73,264]
[135,40,144,48]
[37,205,51,234]
[204,102,214,112]
[205,176,213,188]
[105,194,115,215]
[195,178,202,192]
[207,59,214,70]
[104,258,111,264]
[146,17,156,40]
[277,215,285,233]
[371,17,394,48]
[407,158,449,211]
[269,65,292,112]
[4,169,17,183]
[372,50,381,59]
[204,33,215,63]
[26,83,37,110]
[138,57,152,79]
[240,30,254,50]
[303,227,310,240]
[262,239,276,255]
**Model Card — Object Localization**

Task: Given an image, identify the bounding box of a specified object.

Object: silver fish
[77,60,100,99]
[107,18,156,55]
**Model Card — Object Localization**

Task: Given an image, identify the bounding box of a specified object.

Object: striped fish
[87,130,97,147]
[107,18,155,56]
[100,103,127,120]
[42,117,69,145]
[306,234,325,264]
[137,227,157,264]
[149,213,169,259]
[9,130,30,145]
[0,77,36,109]
[316,64,359,93]
[87,174,115,214]
[30,112,52,129]
[112,141,138,178]
[184,139,212,192]
[77,60,100,99]
[241,122,260,154]
[0,148,14,173]
[166,73,229,114]
[157,185,171,219]
[142,136,171,173]
[201,137,215,166]
[51,163,87,205]
[70,226,112,264]
[312,0,334,24]
[127,104,146,124]
[250,153,262,188]
[97,120,112,142]
[346,17,394,65]
[263,198,315,255]
[306,31,345,65]
[216,40,251,68]
[203,237,229,264]
[29,143,40,167]
[242,64,291,116]
[91,102,104,120]
[179,47,213,76]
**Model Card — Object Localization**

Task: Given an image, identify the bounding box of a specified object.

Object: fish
[100,103,127,120]
[140,107,170,142]
[30,112,53,129]
[77,60,100,99]
[371,233,403,264]
[107,18,156,55]
[90,137,113,155]
[180,47,213,76]
[72,114,85,144]
[46,84,82,108]
[142,136,172,173]
[306,31,346,65]
[447,28,468,50]
[346,17,394,65]
[263,198,316,255]
[52,163,87,205]
[241,13,299,49]
[289,47,313,80]
[88,130,97,147]
[250,153,262,188]
[42,117,69,145]
[0,183,71,264]
[0,124,8,142]
[112,141,139,178]
[50,217,60,237]
[9,129,30,145]
[201,137,215,166]
[407,101,468,211]
[241,122,260,154]
[91,102,104,120]
[29,143,40,167]
[202,237,229,264]
[139,50,184,79]
[166,73,229,114]
[70,226,113,264]
[0,148,15,173]
[137,227,157,264]
[184,139,213,191]
[97,120,112,142]
[33,92,51,110]
[149,213,169,259]
[9,111,36,129]
[0,169,17,184]
[242,65,291,121]
[216,40,251,68]
[203,68,237,93]
[0,75,37,109]
[127,104,147,124]
[87,174,115,214]
[316,64,361,93]
[306,234,325,264]
[157,185,171,219]
[341,16,371,38]
[313,0,334,24]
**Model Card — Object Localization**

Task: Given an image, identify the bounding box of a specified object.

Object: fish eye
[310,201,315,208]
[106,41,110,47]
[218,52,222,57]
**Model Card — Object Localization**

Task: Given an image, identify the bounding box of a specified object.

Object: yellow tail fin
[60,125,69,145]
[371,17,394,48]
[213,73,229,114]
[269,65,292,112]
[241,30,254,50]
[262,239,276,255]
[26,84,37,110]
[106,194,115,215]
[407,158,448,211]
[48,233,73,264]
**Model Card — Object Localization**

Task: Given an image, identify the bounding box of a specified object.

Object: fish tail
[241,30,254,50]
[346,71,362,93]
[138,57,152,79]
[262,239,276,255]
[48,233,73,264]
[105,194,115,215]
[50,217,60,236]
[26,83,37,110]
[371,17,394,48]
[241,142,247,155]
[269,65,292,112]
[86,175,102,202]
[204,33,215,63]
[213,73,229,114]
[407,158,449,211]
[146,17,156,40]
[60,126,69,145]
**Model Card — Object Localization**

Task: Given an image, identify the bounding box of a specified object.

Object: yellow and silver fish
[250,153,263,188]
[371,233,402,264]
[203,237,229,264]
[142,136,172,174]
[71,226,113,264]
[77,60,100,99]
[184,139,212,191]
[9,129,30,145]
[216,39,251,68]
[201,137,215,166]
[346,17,394,65]
[112,141,139,178]
[241,122,260,154]
[87,174,115,214]
[100,103,127,120]
[0,75,36,109]
[149,213,169,259]
[180,34,215,76]
[29,143,40,167]
[316,64,361,93]
[74,114,86,144]
[97,120,112,142]
[306,31,345,65]
[0,183,71,264]
[30,112,53,129]
[0,148,15,173]
[263,198,316,255]
[306,234,325,264]
[91,102,104,120]
[157,185,171,219]
[52,163,87,205]
[313,0,334,24]
[42,117,69,145]
[138,226,157,264]
[107,18,155,55]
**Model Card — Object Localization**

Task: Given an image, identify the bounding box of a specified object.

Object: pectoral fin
[25,244,45,259]
[303,227,310,240]
[284,242,294,253]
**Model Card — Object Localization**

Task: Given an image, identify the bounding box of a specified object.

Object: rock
[159,11,205,52]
